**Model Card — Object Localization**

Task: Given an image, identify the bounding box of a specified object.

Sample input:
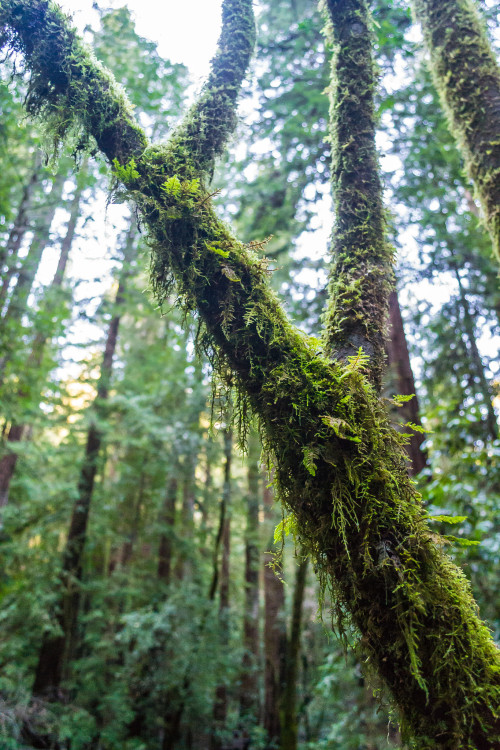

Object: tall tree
[32,222,137,699]
[412,0,500,261]
[2,1,500,747]
[239,429,261,725]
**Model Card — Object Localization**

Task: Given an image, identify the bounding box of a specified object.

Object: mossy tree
[1,0,500,748]
[411,0,500,262]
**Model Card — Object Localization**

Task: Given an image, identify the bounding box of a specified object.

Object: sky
[58,0,224,79]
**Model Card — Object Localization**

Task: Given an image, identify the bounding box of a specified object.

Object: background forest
[0,0,498,748]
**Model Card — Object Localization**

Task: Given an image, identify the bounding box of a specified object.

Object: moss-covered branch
[412,0,500,263]
[2,1,500,746]
[322,0,394,391]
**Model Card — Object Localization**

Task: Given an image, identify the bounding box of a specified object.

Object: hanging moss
[1,1,500,747]
[412,0,500,263]
[321,0,394,392]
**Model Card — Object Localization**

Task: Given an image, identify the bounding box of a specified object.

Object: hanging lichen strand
[1,1,500,747]
[322,0,393,392]
[412,0,500,263]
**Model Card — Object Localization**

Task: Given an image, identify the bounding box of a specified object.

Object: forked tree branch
[1,1,500,746]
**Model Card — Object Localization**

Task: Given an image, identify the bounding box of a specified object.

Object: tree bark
[240,430,260,722]
[0,152,42,302]
[280,556,308,750]
[1,170,65,326]
[386,290,427,476]
[455,270,498,441]
[412,0,500,262]
[322,0,394,390]
[211,427,232,749]
[263,483,286,747]
[32,222,136,699]
[157,472,178,585]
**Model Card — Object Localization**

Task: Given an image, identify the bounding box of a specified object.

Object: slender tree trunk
[455,270,498,441]
[162,429,233,750]
[240,430,260,722]
[157,471,178,585]
[323,0,393,390]
[280,556,308,750]
[263,483,286,747]
[120,470,145,568]
[0,171,85,506]
[386,290,427,476]
[32,223,136,699]
[211,427,232,749]
[1,170,65,325]
[173,454,197,581]
[0,153,42,300]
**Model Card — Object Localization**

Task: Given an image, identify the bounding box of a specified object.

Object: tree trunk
[412,0,500,262]
[211,427,232,749]
[173,454,196,581]
[0,153,42,301]
[1,170,65,326]
[263,483,286,746]
[240,430,260,722]
[157,472,178,585]
[0,170,85,506]
[455,270,498,441]
[32,222,136,699]
[386,290,427,476]
[322,0,393,390]
[280,556,308,750]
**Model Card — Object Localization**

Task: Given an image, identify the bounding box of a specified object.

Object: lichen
[412,0,500,264]
[1,1,500,747]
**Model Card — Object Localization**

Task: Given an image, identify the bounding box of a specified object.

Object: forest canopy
[0,1,499,749]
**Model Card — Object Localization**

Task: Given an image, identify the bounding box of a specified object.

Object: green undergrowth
[1,0,500,747]
[412,0,500,263]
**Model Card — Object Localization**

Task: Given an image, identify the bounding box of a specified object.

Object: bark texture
[386,290,427,476]
[322,0,394,390]
[412,0,500,262]
[2,1,500,746]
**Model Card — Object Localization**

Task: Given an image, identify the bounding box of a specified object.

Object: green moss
[2,1,500,747]
[412,0,500,263]
[321,0,394,392]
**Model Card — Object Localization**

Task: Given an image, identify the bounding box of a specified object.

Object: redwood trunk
[386,290,427,476]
